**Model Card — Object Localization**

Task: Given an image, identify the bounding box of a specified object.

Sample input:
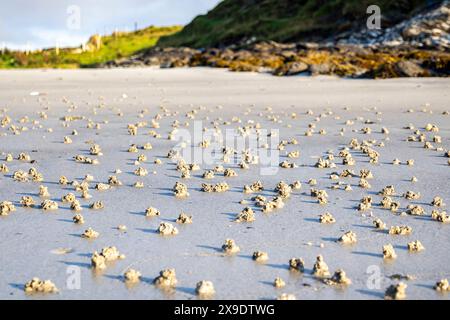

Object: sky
[0,0,221,50]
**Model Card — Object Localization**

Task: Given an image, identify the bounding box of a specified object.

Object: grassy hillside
[158,0,439,48]
[0,25,181,68]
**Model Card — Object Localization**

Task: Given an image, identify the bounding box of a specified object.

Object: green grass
[158,0,438,48]
[0,25,182,69]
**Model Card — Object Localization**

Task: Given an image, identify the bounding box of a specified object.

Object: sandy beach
[0,68,449,300]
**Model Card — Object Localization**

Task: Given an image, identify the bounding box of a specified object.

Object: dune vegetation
[0,25,181,69]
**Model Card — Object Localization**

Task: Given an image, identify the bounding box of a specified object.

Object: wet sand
[0,68,449,299]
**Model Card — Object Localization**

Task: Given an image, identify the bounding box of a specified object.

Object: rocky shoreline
[101,43,449,78]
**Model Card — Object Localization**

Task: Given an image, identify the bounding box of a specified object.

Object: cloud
[30,28,89,48]
[0,0,221,50]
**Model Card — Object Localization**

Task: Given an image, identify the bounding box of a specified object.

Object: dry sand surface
[0,67,449,300]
